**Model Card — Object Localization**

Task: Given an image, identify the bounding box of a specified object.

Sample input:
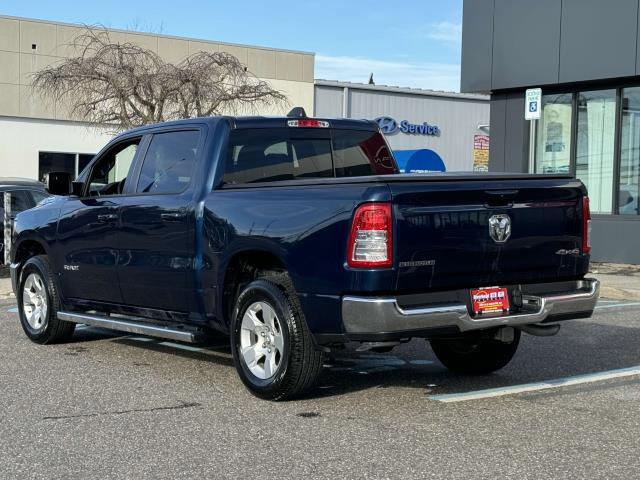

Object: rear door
[117,129,202,313]
[390,177,587,292]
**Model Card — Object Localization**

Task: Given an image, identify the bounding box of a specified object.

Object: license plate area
[471,287,510,315]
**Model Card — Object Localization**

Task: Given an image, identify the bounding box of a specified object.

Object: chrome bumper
[342,279,600,335]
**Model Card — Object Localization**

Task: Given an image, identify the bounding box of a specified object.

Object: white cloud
[315,54,461,92]
[426,21,462,46]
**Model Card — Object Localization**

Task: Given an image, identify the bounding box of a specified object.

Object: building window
[38,152,75,183]
[530,87,640,217]
[534,93,573,174]
[575,90,616,214]
[38,151,96,183]
[620,87,640,216]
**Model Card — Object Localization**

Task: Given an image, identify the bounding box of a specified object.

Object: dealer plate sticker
[471,287,510,315]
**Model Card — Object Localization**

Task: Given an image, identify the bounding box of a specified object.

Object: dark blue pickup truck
[10,110,599,400]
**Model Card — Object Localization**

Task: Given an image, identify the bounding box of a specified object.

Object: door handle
[97,213,118,222]
[161,210,187,221]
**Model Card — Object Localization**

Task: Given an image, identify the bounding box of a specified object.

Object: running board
[57,311,205,343]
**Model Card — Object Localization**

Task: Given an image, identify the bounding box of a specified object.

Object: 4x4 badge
[488,214,511,243]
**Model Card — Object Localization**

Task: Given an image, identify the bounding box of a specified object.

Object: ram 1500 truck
[10,110,599,400]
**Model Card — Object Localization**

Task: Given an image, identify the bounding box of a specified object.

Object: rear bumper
[341,278,599,338]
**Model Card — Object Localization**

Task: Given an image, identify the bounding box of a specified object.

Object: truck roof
[116,115,378,138]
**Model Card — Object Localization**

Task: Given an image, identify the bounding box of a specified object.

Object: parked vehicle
[10,110,599,400]
[0,178,50,261]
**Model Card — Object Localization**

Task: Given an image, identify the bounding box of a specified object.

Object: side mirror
[71,181,84,196]
[44,171,72,195]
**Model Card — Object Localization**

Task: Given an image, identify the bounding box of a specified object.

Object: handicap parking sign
[525,88,542,120]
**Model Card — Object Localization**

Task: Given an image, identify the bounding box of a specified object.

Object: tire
[429,329,520,375]
[230,273,323,401]
[17,255,75,344]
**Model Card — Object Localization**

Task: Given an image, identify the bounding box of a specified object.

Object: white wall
[0,117,115,179]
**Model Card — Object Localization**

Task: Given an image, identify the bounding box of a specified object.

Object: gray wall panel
[504,92,528,173]
[591,218,640,264]
[313,85,343,117]
[488,94,506,172]
[491,0,561,90]
[460,0,494,93]
[560,0,638,83]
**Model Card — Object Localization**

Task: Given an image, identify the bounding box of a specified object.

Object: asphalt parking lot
[1,298,640,479]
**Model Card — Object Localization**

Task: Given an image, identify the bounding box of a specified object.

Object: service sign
[525,88,542,120]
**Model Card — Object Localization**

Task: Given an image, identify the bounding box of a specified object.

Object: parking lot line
[595,302,640,310]
[428,365,640,403]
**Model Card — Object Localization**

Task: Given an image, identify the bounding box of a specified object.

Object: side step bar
[57,311,205,343]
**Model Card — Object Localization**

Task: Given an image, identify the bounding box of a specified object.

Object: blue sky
[0,0,463,91]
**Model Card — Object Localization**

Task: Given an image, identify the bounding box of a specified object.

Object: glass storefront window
[534,93,573,174]
[575,90,616,214]
[620,87,640,216]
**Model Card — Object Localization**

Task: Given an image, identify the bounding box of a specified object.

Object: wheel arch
[13,237,49,264]
[220,249,289,329]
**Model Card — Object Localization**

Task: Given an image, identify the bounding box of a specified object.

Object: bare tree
[32,27,288,130]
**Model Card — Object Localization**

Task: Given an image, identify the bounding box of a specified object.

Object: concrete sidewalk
[1,263,639,301]
[590,263,640,301]
[0,276,12,300]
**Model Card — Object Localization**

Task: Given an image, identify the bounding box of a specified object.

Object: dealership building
[315,80,489,172]
[461,0,640,263]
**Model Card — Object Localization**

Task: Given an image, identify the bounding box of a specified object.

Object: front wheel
[17,255,75,344]
[230,274,323,401]
[429,329,520,375]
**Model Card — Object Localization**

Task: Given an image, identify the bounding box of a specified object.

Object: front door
[118,129,201,313]
[55,137,143,304]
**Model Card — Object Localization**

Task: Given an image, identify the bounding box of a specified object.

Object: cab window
[135,130,200,194]
[86,139,141,197]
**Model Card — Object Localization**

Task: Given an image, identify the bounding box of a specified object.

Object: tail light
[582,196,592,254]
[347,203,393,268]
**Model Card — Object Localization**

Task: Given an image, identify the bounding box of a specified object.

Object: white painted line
[158,341,205,353]
[410,360,435,365]
[7,307,18,313]
[429,365,640,403]
[595,302,640,310]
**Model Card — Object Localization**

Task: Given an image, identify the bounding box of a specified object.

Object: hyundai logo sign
[374,116,440,136]
[375,116,398,134]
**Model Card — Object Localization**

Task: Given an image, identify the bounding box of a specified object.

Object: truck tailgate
[391,177,588,292]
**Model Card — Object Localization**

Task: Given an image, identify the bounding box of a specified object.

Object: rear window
[223,130,332,185]
[333,130,396,177]
[222,128,396,185]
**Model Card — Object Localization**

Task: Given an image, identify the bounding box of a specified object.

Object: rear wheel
[17,255,75,344]
[230,273,323,400]
[429,329,520,374]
